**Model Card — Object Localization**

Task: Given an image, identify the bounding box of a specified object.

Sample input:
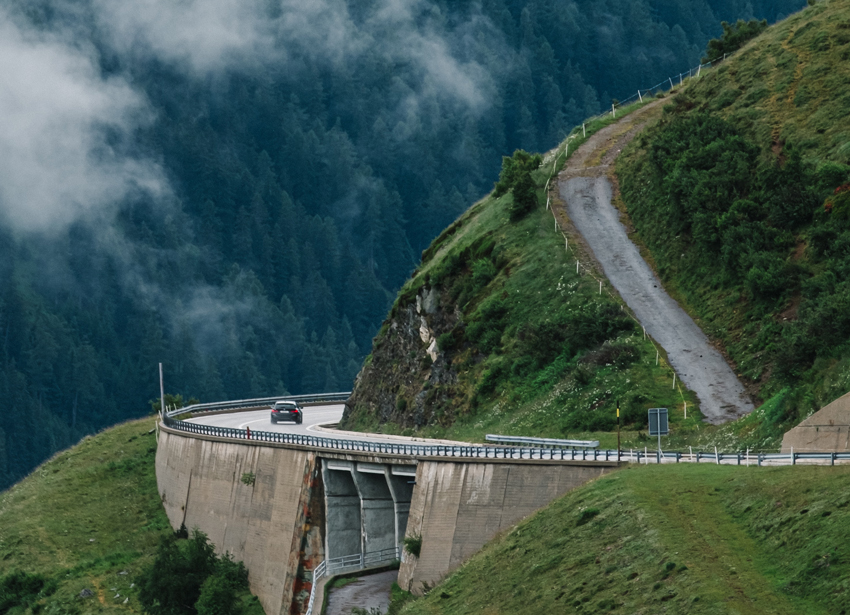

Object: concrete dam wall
[397,460,613,593]
[156,425,616,614]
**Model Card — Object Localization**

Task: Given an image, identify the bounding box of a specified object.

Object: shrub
[403,534,422,557]
[745,253,789,301]
[581,341,639,368]
[703,19,768,62]
[493,150,542,197]
[576,508,600,526]
[471,258,497,291]
[0,571,56,613]
[137,530,248,615]
[824,184,850,218]
[510,170,539,221]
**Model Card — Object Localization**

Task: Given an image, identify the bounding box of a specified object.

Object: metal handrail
[162,415,624,461]
[486,434,599,448]
[162,414,850,466]
[165,392,351,418]
[305,547,400,615]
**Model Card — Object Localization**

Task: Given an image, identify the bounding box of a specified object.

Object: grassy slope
[618,0,850,448]
[344,102,710,449]
[399,464,850,615]
[0,418,261,615]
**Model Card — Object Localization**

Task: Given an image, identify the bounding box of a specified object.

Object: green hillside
[343,103,706,448]
[397,464,850,615]
[0,419,261,615]
[618,0,850,445]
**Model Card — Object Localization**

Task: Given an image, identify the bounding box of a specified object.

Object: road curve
[187,403,467,446]
[557,107,754,424]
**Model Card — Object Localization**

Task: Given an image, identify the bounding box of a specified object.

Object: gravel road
[324,570,396,615]
[557,106,754,424]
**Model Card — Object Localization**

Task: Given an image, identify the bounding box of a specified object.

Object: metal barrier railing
[486,434,599,448]
[162,415,624,461]
[305,547,400,615]
[165,392,351,418]
[162,414,850,466]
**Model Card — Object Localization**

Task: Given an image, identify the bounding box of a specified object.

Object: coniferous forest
[0,0,805,488]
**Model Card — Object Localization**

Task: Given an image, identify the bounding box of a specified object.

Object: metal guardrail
[486,434,599,448]
[165,392,351,418]
[624,448,850,466]
[161,394,850,467]
[305,547,400,615]
[162,416,623,461]
[162,415,850,466]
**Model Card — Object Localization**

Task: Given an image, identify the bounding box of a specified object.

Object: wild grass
[617,0,850,445]
[397,463,850,615]
[0,418,262,615]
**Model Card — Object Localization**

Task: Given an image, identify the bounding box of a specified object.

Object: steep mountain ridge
[618,0,850,444]
[343,104,701,444]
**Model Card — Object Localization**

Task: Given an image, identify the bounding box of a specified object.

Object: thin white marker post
[643,326,646,339]
[645,446,648,465]
[669,77,674,89]
[576,261,579,274]
[159,362,165,422]
[565,237,569,251]
[684,402,687,419]
[638,90,643,103]
[599,280,602,295]
[655,349,659,366]
[672,371,676,389]
[697,64,702,78]
[679,73,683,86]
[689,446,693,461]
[612,104,616,118]
[715,446,720,465]
[582,123,586,137]
[746,448,750,467]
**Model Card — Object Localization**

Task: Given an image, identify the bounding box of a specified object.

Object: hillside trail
[554,101,755,424]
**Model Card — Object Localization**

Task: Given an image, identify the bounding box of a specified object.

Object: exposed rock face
[343,286,461,429]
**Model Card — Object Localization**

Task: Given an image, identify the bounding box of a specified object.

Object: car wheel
[297,416,303,425]
[270,417,276,424]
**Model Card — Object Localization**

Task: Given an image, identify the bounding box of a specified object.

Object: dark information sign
[648,408,669,436]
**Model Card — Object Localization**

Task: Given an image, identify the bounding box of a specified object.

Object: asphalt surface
[187,403,466,446]
[557,112,754,424]
[324,570,396,615]
[188,403,345,433]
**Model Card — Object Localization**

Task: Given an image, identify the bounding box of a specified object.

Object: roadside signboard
[648,407,669,436]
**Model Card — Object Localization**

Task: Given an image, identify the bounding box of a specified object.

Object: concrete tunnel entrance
[321,459,416,562]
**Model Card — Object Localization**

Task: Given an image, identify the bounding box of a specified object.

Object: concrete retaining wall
[156,429,319,615]
[782,391,850,453]
[397,460,615,594]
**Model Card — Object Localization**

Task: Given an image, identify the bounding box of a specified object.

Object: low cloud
[91,0,497,110]
[0,9,166,234]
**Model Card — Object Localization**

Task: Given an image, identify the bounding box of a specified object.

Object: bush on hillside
[703,19,768,62]
[510,170,539,221]
[138,530,249,615]
[493,150,543,198]
[0,571,57,613]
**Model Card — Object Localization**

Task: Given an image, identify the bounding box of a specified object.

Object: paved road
[557,109,754,424]
[189,403,345,433]
[324,570,396,615]
[188,404,466,446]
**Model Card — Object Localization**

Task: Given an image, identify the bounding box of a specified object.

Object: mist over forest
[0,0,805,488]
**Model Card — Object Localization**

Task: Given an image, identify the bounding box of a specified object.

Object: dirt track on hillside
[555,103,754,424]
